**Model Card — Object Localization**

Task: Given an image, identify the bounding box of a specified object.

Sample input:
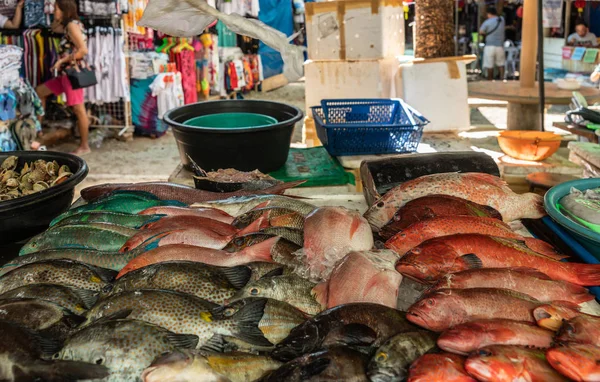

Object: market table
[468,81,600,131]
[552,121,600,144]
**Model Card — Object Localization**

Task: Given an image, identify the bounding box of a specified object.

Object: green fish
[51,211,164,229]
[85,290,274,350]
[0,259,116,294]
[0,283,97,314]
[57,319,198,382]
[2,248,138,275]
[51,191,185,226]
[20,223,137,255]
[103,261,252,305]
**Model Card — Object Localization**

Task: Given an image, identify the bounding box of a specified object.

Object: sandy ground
[49,81,571,195]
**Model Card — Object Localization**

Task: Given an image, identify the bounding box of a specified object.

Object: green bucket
[183,112,278,129]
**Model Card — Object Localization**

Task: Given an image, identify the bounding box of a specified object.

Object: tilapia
[408,353,476,382]
[259,347,369,382]
[407,288,568,332]
[117,237,280,278]
[212,298,307,347]
[193,194,316,217]
[51,210,163,229]
[139,206,235,224]
[0,283,97,314]
[465,345,569,382]
[397,236,600,286]
[272,303,418,362]
[57,319,198,382]
[104,261,252,305]
[364,172,545,230]
[437,319,554,355]
[430,267,594,305]
[367,330,438,382]
[142,350,282,382]
[313,250,401,310]
[299,207,374,282]
[0,259,116,294]
[80,181,305,204]
[85,290,273,349]
[380,194,503,240]
[556,315,600,346]
[2,247,138,275]
[19,224,137,255]
[0,319,109,382]
[120,227,234,252]
[546,343,600,382]
[230,274,321,315]
[385,218,564,258]
[0,298,84,341]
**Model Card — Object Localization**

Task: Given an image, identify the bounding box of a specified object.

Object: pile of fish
[1,173,600,381]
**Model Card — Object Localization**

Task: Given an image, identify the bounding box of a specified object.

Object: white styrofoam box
[305,58,403,114]
[305,0,404,60]
[399,59,471,132]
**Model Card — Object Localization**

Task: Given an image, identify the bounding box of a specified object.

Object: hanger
[163,37,178,53]
[173,37,194,53]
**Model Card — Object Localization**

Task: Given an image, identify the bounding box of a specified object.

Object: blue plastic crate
[312,98,429,156]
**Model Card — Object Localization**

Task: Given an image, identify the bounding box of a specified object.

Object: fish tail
[566,263,600,286]
[240,236,280,262]
[521,193,546,220]
[262,180,306,195]
[27,360,110,381]
[232,298,273,346]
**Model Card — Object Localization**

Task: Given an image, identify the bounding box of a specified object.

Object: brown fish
[380,194,503,240]
[80,181,305,203]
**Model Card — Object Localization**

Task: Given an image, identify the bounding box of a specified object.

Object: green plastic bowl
[184,112,278,129]
[545,178,600,256]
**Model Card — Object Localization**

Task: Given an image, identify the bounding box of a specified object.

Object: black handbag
[65,61,97,90]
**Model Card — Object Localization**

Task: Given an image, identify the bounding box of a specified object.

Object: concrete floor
[49,81,572,195]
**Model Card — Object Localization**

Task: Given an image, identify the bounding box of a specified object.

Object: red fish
[364,172,545,231]
[396,235,600,286]
[408,353,476,382]
[430,267,594,305]
[120,227,234,252]
[547,343,600,381]
[141,215,237,236]
[556,315,600,346]
[380,194,503,240]
[312,250,401,309]
[466,345,569,382]
[386,218,565,258]
[117,237,280,278]
[437,319,554,356]
[139,206,234,224]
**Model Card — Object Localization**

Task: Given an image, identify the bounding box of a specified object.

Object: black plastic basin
[0,151,88,244]
[164,100,303,173]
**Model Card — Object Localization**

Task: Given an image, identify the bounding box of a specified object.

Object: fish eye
[477,349,492,357]
[52,353,60,359]
[375,352,388,362]
[376,201,385,208]
[564,323,575,334]
[234,237,244,246]
[426,299,435,306]
[412,248,421,254]
[249,287,260,296]
[223,308,235,317]
[95,357,104,365]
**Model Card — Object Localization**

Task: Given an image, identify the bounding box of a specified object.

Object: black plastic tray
[0,151,88,244]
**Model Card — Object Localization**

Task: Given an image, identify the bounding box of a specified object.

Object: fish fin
[221,266,252,289]
[566,263,600,286]
[349,217,361,239]
[237,214,268,236]
[166,333,200,350]
[260,267,285,279]
[109,190,160,200]
[550,300,582,311]
[299,357,331,379]
[31,332,62,357]
[311,282,329,309]
[262,180,306,195]
[232,298,273,347]
[69,288,99,310]
[27,360,110,381]
[164,199,188,207]
[465,173,509,189]
[506,267,553,280]
[88,309,134,327]
[199,334,226,353]
[134,231,174,252]
[323,324,378,348]
[139,214,166,229]
[262,227,304,247]
[459,254,483,269]
[84,264,117,283]
[522,238,569,261]
[240,236,281,263]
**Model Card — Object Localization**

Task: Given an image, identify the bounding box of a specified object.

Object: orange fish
[139,206,234,224]
[364,172,544,231]
[547,343,600,382]
[408,353,476,382]
[437,319,554,356]
[556,315,600,346]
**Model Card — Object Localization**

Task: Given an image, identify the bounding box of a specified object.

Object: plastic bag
[139,0,304,81]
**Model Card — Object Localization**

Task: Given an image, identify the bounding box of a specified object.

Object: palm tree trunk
[414,0,456,59]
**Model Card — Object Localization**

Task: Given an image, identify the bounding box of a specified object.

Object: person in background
[0,0,24,29]
[480,7,506,81]
[35,0,91,155]
[568,20,598,47]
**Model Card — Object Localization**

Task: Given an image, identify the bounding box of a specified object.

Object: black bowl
[0,151,88,244]
[164,100,303,173]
